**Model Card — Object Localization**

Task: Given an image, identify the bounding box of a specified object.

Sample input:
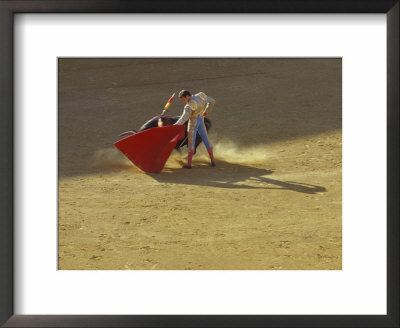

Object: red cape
[114,125,186,173]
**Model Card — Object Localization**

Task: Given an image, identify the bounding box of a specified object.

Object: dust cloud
[166,139,272,166]
[212,139,272,165]
[92,139,272,171]
[91,147,131,169]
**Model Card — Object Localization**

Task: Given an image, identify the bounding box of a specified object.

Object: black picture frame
[0,1,398,327]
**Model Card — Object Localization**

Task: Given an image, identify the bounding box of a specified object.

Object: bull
[118,115,212,151]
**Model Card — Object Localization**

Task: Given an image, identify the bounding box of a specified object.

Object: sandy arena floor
[58,58,342,270]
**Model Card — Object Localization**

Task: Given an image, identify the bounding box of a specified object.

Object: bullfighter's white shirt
[175,92,215,125]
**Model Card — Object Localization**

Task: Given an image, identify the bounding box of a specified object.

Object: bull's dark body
[138,115,211,150]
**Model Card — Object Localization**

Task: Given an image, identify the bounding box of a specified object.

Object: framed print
[1,1,398,327]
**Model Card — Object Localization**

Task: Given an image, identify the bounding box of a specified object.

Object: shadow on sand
[147,161,326,194]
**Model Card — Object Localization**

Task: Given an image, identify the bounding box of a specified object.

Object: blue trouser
[190,115,211,150]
